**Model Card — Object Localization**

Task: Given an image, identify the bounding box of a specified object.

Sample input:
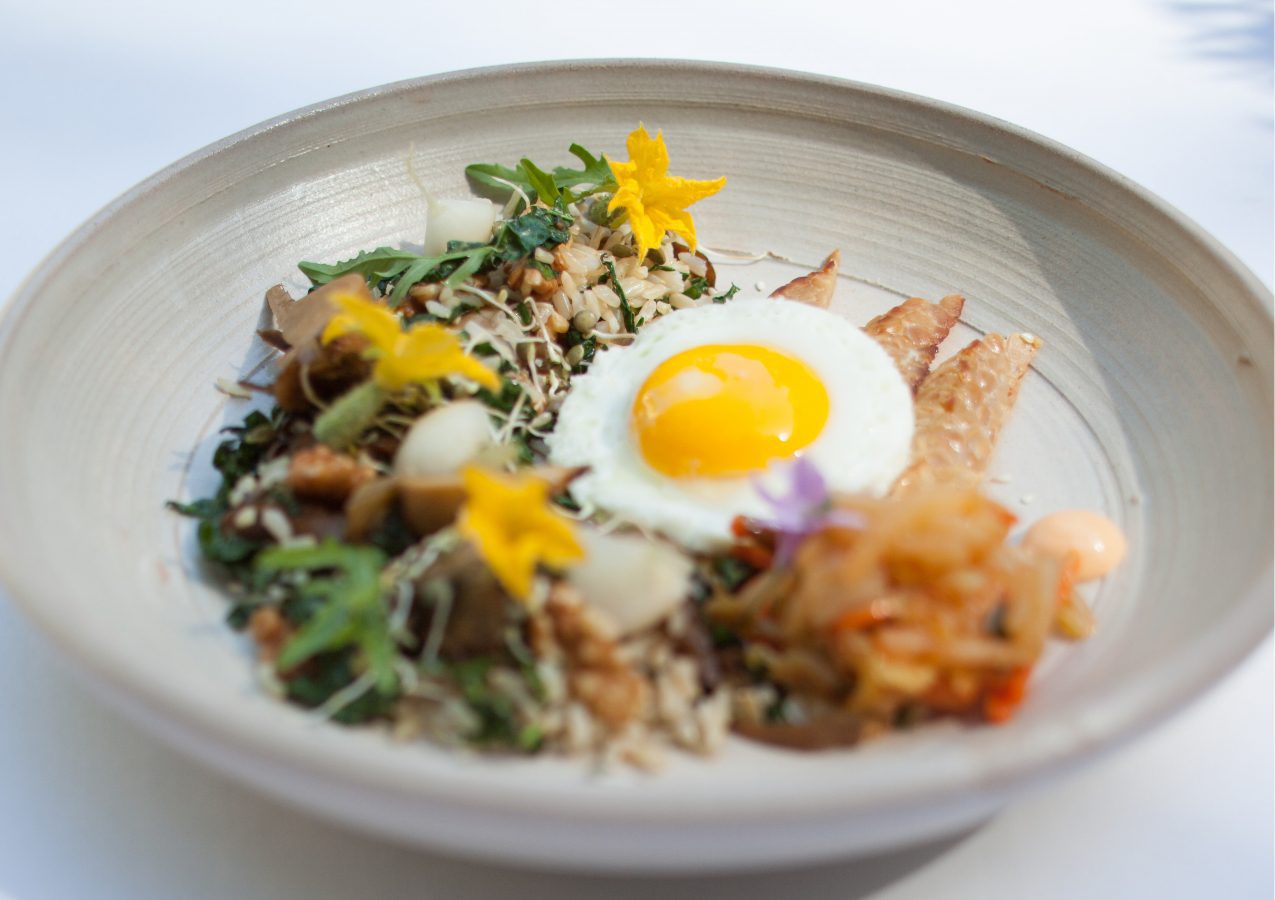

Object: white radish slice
[568,530,693,636]
[394,400,493,477]
[425,198,496,256]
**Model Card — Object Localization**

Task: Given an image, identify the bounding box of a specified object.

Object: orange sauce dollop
[1023,510,1127,582]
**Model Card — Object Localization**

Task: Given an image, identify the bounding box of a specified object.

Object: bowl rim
[0,58,1271,824]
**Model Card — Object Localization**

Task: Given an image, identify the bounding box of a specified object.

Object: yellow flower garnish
[321,293,499,392]
[607,125,726,261]
[457,466,584,601]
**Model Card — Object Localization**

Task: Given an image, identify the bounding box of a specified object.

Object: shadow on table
[404,827,982,900]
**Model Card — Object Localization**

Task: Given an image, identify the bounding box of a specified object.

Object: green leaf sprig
[297,204,573,309]
[257,541,398,696]
[466,143,616,208]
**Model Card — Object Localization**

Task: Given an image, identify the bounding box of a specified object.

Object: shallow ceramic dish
[0,60,1270,872]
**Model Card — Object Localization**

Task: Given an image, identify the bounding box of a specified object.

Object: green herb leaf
[713,283,741,304]
[683,275,711,300]
[518,158,561,207]
[496,206,572,262]
[601,255,637,334]
[556,144,617,202]
[259,540,397,696]
[298,247,422,287]
[465,162,535,199]
[475,378,523,414]
[466,142,615,207]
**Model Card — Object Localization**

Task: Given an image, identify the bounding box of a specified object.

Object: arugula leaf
[298,247,421,287]
[258,541,398,696]
[465,161,535,198]
[555,144,617,202]
[299,202,572,309]
[518,158,561,207]
[466,142,615,207]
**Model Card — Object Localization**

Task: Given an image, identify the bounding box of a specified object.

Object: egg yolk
[631,344,830,478]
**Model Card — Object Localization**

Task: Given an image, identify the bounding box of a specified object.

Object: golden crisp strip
[893,332,1040,493]
[864,295,965,391]
[770,250,840,309]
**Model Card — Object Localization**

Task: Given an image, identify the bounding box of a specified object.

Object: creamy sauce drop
[1023,510,1127,582]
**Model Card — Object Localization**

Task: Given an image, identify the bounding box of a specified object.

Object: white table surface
[1,1,1271,897]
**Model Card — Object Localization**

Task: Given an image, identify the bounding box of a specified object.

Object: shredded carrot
[994,505,1018,530]
[832,599,895,633]
[982,665,1032,723]
[731,543,773,570]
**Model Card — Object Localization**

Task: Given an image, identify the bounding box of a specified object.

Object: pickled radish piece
[424,198,496,256]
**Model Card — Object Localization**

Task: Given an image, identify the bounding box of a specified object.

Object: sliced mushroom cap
[269,275,375,412]
[399,475,469,537]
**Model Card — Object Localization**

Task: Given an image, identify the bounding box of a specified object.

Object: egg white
[547,297,915,549]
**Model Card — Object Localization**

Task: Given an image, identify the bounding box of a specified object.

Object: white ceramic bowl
[0,61,1270,872]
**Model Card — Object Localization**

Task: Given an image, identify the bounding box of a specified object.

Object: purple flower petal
[748,457,862,565]
[791,455,827,506]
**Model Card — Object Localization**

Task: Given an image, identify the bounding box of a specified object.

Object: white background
[0,1,1271,897]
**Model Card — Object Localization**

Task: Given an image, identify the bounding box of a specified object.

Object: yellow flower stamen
[607,124,726,261]
[456,466,584,601]
[321,293,499,393]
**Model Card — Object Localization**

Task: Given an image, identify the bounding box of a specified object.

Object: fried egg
[547,297,915,548]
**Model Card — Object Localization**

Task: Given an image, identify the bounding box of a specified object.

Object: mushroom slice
[344,465,587,542]
[397,476,469,537]
[266,273,371,364]
[893,333,1040,493]
[864,294,965,391]
[770,250,840,309]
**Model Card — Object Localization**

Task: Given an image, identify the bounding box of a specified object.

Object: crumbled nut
[248,607,290,661]
[571,668,649,730]
[547,586,648,729]
[287,444,376,506]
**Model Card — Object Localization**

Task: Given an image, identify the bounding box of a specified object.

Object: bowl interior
[0,61,1270,856]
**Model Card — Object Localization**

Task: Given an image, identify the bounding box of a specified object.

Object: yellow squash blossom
[607,125,726,260]
[321,293,498,392]
[457,466,584,601]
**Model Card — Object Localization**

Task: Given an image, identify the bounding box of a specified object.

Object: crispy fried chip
[770,250,840,309]
[894,332,1040,493]
[865,294,965,391]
